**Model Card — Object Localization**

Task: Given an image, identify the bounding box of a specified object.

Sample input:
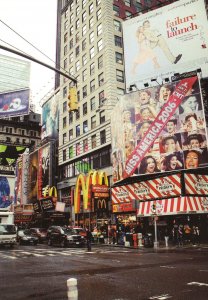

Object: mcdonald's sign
[74,170,109,213]
[97,199,107,210]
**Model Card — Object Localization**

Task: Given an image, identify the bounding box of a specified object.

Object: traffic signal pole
[0,44,77,84]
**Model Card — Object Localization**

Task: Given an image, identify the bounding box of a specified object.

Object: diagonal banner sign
[122,76,198,179]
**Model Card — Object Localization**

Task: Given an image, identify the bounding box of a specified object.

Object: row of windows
[0,127,38,137]
[63,110,105,141]
[60,147,111,180]
[62,129,106,161]
[63,0,101,15]
[3,136,36,145]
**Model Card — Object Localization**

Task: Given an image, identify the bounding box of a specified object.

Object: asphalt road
[0,244,208,300]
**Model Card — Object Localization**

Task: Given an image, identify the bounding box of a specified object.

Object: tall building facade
[55,0,172,225]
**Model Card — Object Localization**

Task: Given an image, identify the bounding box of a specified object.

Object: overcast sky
[0,0,58,111]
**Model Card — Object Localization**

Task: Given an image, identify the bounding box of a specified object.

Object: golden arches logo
[97,199,107,209]
[74,170,108,213]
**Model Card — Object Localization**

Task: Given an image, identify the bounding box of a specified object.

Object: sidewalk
[94,241,208,251]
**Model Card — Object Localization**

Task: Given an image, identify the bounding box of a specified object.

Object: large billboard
[41,93,59,140]
[111,75,208,182]
[0,89,30,118]
[28,150,39,203]
[0,175,15,209]
[38,143,51,199]
[123,0,208,87]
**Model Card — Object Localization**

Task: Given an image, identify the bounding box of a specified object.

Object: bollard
[67,278,78,300]
[165,236,169,247]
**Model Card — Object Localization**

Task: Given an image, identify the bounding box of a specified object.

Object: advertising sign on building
[0,175,15,209]
[41,93,59,140]
[123,0,208,87]
[28,150,38,203]
[112,174,181,204]
[184,173,208,194]
[111,76,208,182]
[0,89,30,118]
[38,143,51,199]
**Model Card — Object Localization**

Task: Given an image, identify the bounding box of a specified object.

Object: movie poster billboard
[0,175,15,209]
[123,0,208,87]
[28,150,38,203]
[15,158,22,205]
[22,153,29,204]
[38,143,51,199]
[0,89,30,118]
[41,93,59,140]
[111,76,208,183]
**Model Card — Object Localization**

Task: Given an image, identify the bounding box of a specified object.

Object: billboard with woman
[111,75,208,182]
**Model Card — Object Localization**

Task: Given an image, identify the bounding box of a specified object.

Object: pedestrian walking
[86,227,92,252]
[177,225,184,247]
[192,226,200,246]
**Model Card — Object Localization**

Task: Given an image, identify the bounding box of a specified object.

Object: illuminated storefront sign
[74,170,109,213]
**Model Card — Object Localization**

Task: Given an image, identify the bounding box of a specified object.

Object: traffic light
[68,86,78,112]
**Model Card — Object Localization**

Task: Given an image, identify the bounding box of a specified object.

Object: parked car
[72,227,87,237]
[48,226,86,248]
[46,226,62,240]
[17,230,39,245]
[28,228,47,243]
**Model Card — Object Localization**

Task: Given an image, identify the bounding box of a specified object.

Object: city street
[0,244,208,300]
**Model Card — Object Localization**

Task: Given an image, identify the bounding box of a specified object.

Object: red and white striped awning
[137,197,208,217]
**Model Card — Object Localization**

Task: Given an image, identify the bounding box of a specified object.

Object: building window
[69,38,73,49]
[83,120,88,133]
[90,62,95,75]
[97,8,101,20]
[69,66,74,76]
[69,146,73,159]
[69,129,73,140]
[96,0,101,5]
[83,138,88,152]
[82,11,87,22]
[63,101,67,112]
[98,73,104,86]
[126,11,132,18]
[75,32,80,43]
[82,0,87,8]
[69,52,73,63]
[64,45,68,55]
[115,52,123,64]
[82,53,87,66]
[89,3,94,14]
[114,20,121,32]
[125,0,131,6]
[76,125,80,137]
[75,60,80,72]
[76,5,80,16]
[63,149,66,161]
[90,97,96,110]
[63,86,67,98]
[82,85,87,98]
[100,130,106,144]
[82,69,87,82]
[63,117,67,129]
[116,69,124,82]
[83,102,88,115]
[82,24,87,36]
[63,133,67,144]
[90,47,95,59]
[97,39,103,52]
[64,32,68,43]
[70,26,74,36]
[89,17,94,28]
[76,46,80,57]
[113,5,120,16]
[99,90,105,106]
[91,116,96,129]
[76,107,80,119]
[76,142,81,156]
[100,110,105,124]
[70,13,74,23]
[98,55,103,69]
[82,38,86,50]
[115,36,122,47]
[90,79,95,92]
[91,134,96,149]
[97,23,102,36]
[89,31,94,44]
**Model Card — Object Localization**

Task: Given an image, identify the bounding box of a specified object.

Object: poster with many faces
[111,76,208,183]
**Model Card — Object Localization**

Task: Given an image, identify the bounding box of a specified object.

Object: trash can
[125,232,133,246]
[143,233,154,248]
